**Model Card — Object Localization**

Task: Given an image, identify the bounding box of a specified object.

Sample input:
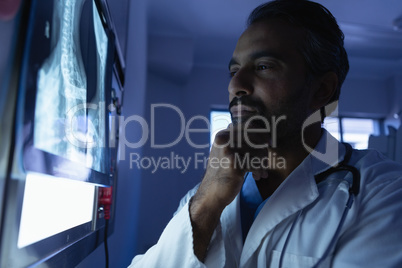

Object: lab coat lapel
[239,130,347,264]
[221,195,244,264]
[240,158,319,264]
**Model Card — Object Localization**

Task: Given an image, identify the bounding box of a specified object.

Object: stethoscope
[278,143,361,268]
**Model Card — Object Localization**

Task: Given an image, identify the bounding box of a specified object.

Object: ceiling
[146,0,402,79]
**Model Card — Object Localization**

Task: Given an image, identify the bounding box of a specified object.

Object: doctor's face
[228,19,315,145]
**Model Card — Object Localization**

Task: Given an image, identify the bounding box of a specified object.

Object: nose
[228,68,254,97]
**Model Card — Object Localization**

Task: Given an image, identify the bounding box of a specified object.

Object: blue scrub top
[240,173,269,242]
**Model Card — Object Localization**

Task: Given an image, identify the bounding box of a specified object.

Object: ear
[309,72,338,111]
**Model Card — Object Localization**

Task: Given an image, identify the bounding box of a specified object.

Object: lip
[230,104,257,117]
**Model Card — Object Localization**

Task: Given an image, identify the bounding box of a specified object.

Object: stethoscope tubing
[278,143,360,267]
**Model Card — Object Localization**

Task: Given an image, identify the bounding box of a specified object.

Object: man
[130,0,402,267]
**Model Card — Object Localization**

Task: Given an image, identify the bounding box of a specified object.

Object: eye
[229,68,239,78]
[256,63,274,71]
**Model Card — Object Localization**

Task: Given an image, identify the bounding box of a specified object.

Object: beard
[228,87,312,149]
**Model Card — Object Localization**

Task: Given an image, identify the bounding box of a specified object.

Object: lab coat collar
[238,129,347,264]
[309,129,347,176]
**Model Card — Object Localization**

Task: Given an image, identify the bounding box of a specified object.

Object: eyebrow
[228,51,284,70]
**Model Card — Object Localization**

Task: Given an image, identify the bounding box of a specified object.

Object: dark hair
[247,0,349,104]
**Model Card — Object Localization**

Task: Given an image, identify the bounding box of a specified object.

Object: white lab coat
[129,131,402,267]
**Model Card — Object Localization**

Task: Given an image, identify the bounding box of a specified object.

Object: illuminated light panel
[210,110,231,147]
[18,172,95,248]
